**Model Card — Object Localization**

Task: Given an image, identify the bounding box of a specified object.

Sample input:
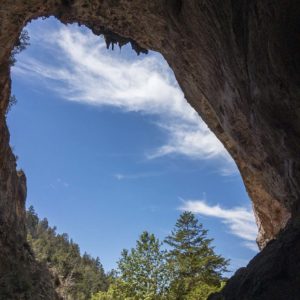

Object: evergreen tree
[26,206,39,238]
[25,207,108,300]
[165,211,229,299]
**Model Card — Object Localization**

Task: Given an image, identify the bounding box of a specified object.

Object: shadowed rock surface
[0,0,299,299]
[209,220,300,300]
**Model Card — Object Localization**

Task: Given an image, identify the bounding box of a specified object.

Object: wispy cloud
[47,178,70,190]
[114,171,162,180]
[13,24,236,173]
[179,200,258,251]
[243,241,258,252]
[57,178,70,188]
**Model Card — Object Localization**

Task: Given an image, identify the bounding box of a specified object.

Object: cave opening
[7,17,257,276]
[1,1,299,299]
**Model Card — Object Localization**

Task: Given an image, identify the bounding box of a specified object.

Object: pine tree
[25,207,108,300]
[26,206,39,238]
[165,211,229,299]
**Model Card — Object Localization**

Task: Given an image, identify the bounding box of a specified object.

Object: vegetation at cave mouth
[26,208,228,300]
[26,206,109,299]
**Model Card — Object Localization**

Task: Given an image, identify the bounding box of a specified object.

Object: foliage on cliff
[9,29,30,66]
[26,206,108,300]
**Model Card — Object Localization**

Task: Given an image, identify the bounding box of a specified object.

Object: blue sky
[8,17,258,274]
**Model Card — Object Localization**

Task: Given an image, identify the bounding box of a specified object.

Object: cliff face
[0,1,299,299]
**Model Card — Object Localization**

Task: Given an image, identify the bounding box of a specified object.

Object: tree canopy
[26,206,108,300]
[165,211,229,299]
[92,212,229,300]
[26,207,228,300]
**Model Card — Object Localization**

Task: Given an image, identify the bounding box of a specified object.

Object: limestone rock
[0,0,299,299]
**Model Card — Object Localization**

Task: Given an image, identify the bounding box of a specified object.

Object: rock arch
[0,1,299,299]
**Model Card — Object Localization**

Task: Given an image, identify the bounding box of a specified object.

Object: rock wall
[209,220,300,300]
[0,0,299,299]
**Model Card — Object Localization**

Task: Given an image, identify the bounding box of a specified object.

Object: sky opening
[8,17,258,274]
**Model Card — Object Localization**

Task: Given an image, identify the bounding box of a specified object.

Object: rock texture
[209,220,300,300]
[0,0,299,299]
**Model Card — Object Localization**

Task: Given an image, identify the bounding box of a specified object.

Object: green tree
[6,94,17,115]
[25,207,108,300]
[9,29,30,66]
[109,231,168,300]
[165,211,229,299]
[91,279,129,300]
[26,205,39,237]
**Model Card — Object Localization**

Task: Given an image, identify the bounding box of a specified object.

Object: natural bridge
[0,1,299,299]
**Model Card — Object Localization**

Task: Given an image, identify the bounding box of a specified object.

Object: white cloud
[57,178,69,188]
[113,172,162,180]
[47,178,70,190]
[148,122,232,162]
[179,200,258,251]
[243,241,259,252]
[14,24,236,172]
[114,173,125,180]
